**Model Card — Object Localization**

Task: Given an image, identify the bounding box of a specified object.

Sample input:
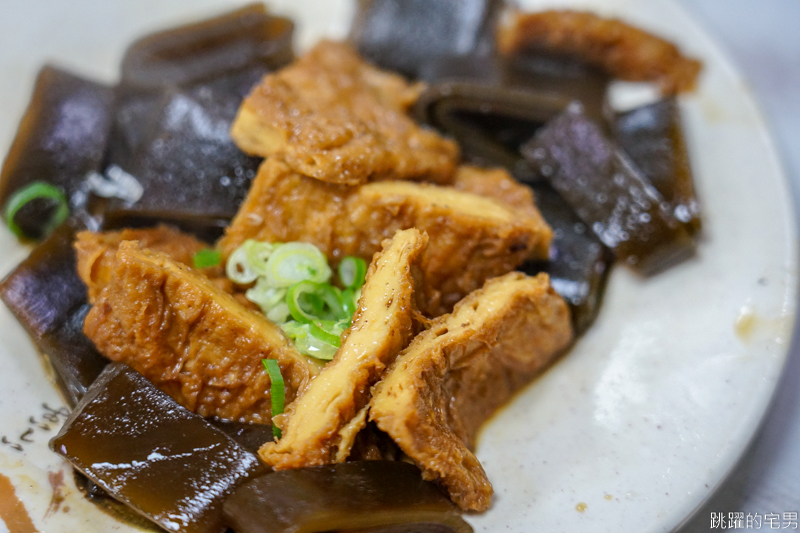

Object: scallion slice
[226,244,259,284]
[341,288,358,318]
[338,256,367,290]
[262,359,285,439]
[309,321,342,347]
[244,239,279,277]
[286,281,323,323]
[4,182,69,240]
[265,242,332,287]
[281,321,339,360]
[193,249,222,269]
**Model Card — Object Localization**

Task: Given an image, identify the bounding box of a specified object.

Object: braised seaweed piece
[350,0,500,79]
[0,220,107,407]
[0,66,114,239]
[72,472,161,532]
[612,98,701,235]
[100,208,228,244]
[414,82,566,180]
[520,184,613,334]
[502,53,609,124]
[223,461,473,533]
[51,363,263,533]
[522,104,694,275]
[121,3,293,89]
[104,65,266,220]
[207,419,274,456]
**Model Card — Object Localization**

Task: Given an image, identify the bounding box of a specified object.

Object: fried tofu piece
[369,272,572,511]
[230,40,459,185]
[497,10,702,94]
[219,159,552,316]
[83,241,323,424]
[452,165,538,215]
[75,226,227,302]
[260,228,427,470]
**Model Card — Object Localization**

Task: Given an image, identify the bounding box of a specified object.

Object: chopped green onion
[262,359,285,439]
[265,242,332,287]
[226,244,259,284]
[193,249,222,269]
[228,239,361,360]
[341,288,359,318]
[244,239,279,277]
[265,302,290,324]
[247,279,291,323]
[317,284,347,320]
[4,182,69,240]
[286,281,323,323]
[309,321,342,347]
[338,256,367,290]
[286,281,347,324]
[281,321,339,360]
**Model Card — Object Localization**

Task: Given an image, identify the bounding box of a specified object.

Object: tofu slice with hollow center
[218,158,552,316]
[230,40,458,185]
[369,272,573,512]
[82,241,323,424]
[259,228,428,470]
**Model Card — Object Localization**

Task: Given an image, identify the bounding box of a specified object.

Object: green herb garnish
[4,182,69,240]
[192,249,222,269]
[262,358,285,439]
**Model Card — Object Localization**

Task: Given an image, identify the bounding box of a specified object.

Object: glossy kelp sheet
[0,220,107,407]
[612,98,701,235]
[51,363,263,533]
[223,461,473,533]
[120,3,294,89]
[521,184,613,334]
[523,104,694,275]
[0,67,114,239]
[350,0,500,79]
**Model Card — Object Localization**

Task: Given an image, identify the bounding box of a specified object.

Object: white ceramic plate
[0,1,796,532]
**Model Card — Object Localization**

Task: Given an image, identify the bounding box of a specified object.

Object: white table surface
[674,0,800,530]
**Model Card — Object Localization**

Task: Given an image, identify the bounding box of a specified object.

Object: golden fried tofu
[230,40,459,185]
[260,229,427,470]
[75,226,227,302]
[497,10,702,94]
[83,241,323,424]
[219,159,552,316]
[453,165,538,216]
[369,272,572,511]
[452,165,549,260]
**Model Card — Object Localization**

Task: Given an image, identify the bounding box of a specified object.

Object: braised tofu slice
[452,165,538,215]
[230,41,458,185]
[75,226,226,302]
[497,10,702,94]
[452,165,549,260]
[219,159,552,316]
[83,241,323,424]
[369,272,572,511]
[260,228,427,470]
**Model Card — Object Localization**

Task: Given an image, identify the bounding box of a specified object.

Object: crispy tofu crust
[453,165,538,215]
[230,40,459,185]
[75,226,229,302]
[452,165,548,260]
[218,159,552,316]
[369,272,573,511]
[82,241,323,424]
[260,229,427,469]
[497,10,702,94]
